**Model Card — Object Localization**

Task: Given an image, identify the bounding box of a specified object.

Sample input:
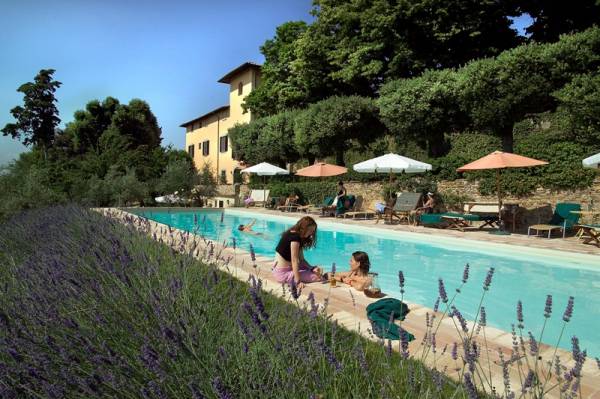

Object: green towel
[366,298,415,341]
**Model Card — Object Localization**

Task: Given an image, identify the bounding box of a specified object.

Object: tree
[157,158,196,196]
[191,162,217,205]
[459,27,600,152]
[64,97,120,153]
[108,99,162,149]
[519,0,600,43]
[378,69,466,157]
[294,96,384,165]
[2,69,62,154]
[553,71,600,147]
[242,21,312,117]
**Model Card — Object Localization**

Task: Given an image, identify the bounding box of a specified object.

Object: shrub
[0,206,469,398]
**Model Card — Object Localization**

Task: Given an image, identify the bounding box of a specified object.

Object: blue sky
[0,1,532,166]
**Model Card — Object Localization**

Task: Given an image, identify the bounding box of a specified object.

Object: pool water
[136,209,600,355]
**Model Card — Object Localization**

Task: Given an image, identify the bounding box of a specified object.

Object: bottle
[329,272,337,287]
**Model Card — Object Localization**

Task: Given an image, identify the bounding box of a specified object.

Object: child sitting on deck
[327,251,372,291]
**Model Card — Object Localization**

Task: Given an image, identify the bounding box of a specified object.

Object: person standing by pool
[273,216,322,289]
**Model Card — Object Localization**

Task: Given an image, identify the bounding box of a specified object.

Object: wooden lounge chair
[378,192,422,224]
[420,212,481,231]
[527,203,581,239]
[463,202,501,229]
[298,196,334,214]
[325,195,355,217]
[341,196,375,219]
[575,224,600,247]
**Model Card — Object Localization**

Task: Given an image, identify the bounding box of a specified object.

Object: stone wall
[217,177,600,227]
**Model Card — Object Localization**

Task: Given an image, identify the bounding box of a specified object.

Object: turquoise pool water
[136,209,600,355]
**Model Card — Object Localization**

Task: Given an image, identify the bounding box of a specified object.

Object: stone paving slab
[98,207,600,399]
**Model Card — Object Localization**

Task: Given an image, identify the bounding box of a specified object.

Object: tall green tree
[64,97,120,153]
[2,69,62,153]
[460,27,600,152]
[294,96,384,165]
[242,21,313,117]
[378,69,466,157]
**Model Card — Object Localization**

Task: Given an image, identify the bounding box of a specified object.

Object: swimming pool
[135,208,600,355]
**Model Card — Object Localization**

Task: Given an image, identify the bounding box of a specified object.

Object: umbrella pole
[497,169,503,229]
[263,175,266,208]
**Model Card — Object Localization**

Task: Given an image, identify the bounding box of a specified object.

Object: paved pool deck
[100,207,600,399]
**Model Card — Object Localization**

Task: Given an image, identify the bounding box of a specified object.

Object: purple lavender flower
[193,214,198,225]
[544,294,553,318]
[462,263,470,284]
[483,267,495,291]
[451,306,468,334]
[331,262,336,275]
[438,279,448,303]
[188,382,205,399]
[463,373,478,399]
[249,244,256,263]
[290,279,300,300]
[220,212,224,223]
[232,237,236,250]
[212,377,232,399]
[433,297,440,312]
[516,301,524,329]
[528,332,539,356]
[595,357,600,370]
[522,370,535,392]
[307,291,318,318]
[398,271,405,294]
[400,330,410,359]
[318,338,342,372]
[563,296,574,322]
[479,306,487,327]
[451,342,458,361]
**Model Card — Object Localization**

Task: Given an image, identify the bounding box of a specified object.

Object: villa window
[187,145,194,158]
[202,140,210,156]
[220,170,227,184]
[198,142,202,150]
[219,135,228,153]
[238,82,243,95]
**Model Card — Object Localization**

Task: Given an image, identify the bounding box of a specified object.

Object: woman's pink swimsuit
[272,262,321,284]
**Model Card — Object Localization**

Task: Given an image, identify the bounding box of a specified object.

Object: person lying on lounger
[324,251,372,291]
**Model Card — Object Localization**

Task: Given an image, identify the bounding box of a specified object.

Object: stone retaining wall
[217,177,600,227]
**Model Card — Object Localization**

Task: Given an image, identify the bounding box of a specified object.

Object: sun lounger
[527,203,581,238]
[575,224,600,247]
[299,197,334,214]
[463,202,501,229]
[341,196,375,219]
[419,212,481,231]
[378,192,422,224]
[325,195,355,217]
[247,189,270,207]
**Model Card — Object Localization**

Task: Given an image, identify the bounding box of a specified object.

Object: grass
[0,205,473,398]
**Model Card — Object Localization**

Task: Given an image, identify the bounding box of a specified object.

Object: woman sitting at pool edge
[326,251,372,291]
[272,216,323,290]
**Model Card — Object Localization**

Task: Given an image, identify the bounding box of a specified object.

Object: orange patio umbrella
[295,162,347,177]
[457,151,548,227]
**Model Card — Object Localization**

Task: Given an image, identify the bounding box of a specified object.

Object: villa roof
[179,105,230,127]
[217,62,261,84]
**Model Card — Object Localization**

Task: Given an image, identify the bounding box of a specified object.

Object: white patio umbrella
[583,153,600,169]
[241,162,289,206]
[353,153,432,174]
[353,153,432,198]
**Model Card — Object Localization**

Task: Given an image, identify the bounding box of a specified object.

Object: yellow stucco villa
[181,62,261,184]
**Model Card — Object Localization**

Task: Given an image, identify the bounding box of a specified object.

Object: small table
[528,224,562,239]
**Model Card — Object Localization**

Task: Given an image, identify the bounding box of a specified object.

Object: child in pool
[328,251,372,291]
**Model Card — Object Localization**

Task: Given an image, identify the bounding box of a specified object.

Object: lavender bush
[0,206,471,398]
